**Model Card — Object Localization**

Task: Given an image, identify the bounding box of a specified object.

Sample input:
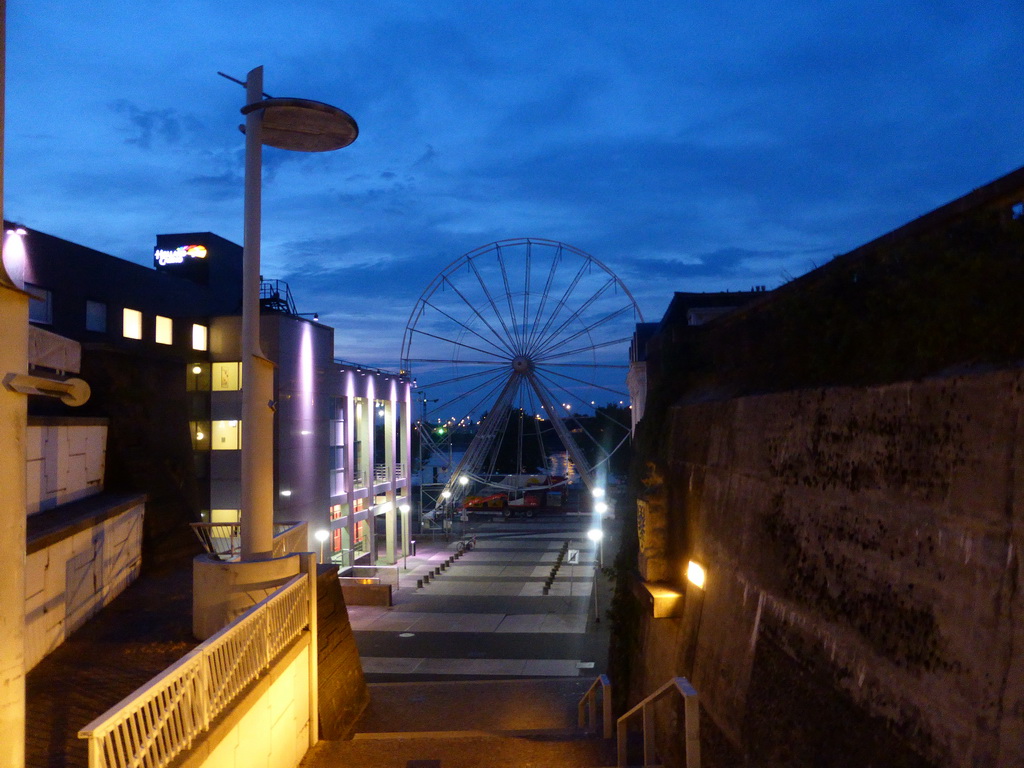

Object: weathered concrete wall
[636,367,1024,768]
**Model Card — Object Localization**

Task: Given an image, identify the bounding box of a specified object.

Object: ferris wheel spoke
[525,242,562,351]
[418,364,509,391]
[405,357,505,365]
[422,367,510,423]
[408,327,508,362]
[536,336,634,363]
[493,243,525,353]
[527,257,591,354]
[422,299,514,358]
[537,366,630,398]
[532,277,616,357]
[467,257,522,356]
[541,362,630,369]
[522,241,532,351]
[441,276,518,357]
[524,373,594,484]
[534,303,634,360]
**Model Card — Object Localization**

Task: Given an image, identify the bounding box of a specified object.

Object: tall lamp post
[225,66,358,560]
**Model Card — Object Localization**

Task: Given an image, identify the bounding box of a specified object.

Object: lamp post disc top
[241,97,358,152]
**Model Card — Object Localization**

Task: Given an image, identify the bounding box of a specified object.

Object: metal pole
[240,66,275,560]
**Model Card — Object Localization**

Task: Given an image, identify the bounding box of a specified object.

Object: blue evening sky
[5,1,1022,367]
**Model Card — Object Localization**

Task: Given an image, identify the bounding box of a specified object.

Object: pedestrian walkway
[350,517,615,682]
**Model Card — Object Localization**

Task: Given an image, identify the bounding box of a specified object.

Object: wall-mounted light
[196,431,205,441]
[687,560,706,589]
[192,365,202,375]
[280,489,292,497]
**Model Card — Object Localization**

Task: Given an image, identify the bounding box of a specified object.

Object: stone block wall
[634,368,1024,768]
[316,565,368,739]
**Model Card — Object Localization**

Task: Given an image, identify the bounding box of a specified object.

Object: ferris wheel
[401,238,643,511]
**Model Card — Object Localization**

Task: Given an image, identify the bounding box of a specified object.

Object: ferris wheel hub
[511,355,534,374]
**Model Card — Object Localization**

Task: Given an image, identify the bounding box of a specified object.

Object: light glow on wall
[2,228,28,288]
[687,560,706,589]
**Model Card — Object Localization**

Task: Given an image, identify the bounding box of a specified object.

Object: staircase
[302,678,618,768]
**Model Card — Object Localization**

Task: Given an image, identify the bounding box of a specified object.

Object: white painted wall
[24,503,144,669]
[26,422,107,514]
[181,640,312,768]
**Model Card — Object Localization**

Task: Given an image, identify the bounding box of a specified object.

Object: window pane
[123,308,142,339]
[212,362,242,391]
[192,323,208,351]
[155,315,173,345]
[26,284,52,324]
[210,420,241,450]
[85,300,107,332]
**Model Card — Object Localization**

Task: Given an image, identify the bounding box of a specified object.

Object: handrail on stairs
[616,676,700,768]
[577,673,613,739]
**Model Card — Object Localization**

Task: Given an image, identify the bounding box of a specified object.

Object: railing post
[677,677,701,768]
[642,702,656,767]
[617,718,628,767]
[602,676,613,740]
[303,552,319,748]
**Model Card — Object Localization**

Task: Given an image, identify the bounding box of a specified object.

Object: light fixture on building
[196,431,205,441]
[687,560,706,589]
[280,489,292,497]
[192,365,202,375]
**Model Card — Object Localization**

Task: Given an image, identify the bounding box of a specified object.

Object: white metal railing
[578,673,613,739]
[374,464,388,482]
[78,574,310,768]
[394,462,406,479]
[190,521,305,560]
[617,676,700,768]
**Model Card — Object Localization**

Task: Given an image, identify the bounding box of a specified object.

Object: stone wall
[634,368,1024,768]
[316,565,369,739]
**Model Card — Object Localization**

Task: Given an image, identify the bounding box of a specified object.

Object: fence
[190,521,306,560]
[78,574,310,768]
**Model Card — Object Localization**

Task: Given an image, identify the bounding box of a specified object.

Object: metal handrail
[617,676,700,768]
[78,574,310,768]
[577,673,613,739]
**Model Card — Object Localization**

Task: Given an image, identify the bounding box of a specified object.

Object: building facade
[13,224,412,568]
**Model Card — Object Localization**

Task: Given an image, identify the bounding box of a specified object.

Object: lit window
[26,284,52,324]
[210,509,240,523]
[192,323,208,351]
[210,420,241,450]
[212,362,242,391]
[332,527,342,552]
[330,504,343,521]
[190,420,211,450]
[155,315,173,345]
[123,308,143,339]
[85,300,106,332]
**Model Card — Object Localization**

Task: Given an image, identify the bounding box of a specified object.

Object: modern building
[10,224,412,568]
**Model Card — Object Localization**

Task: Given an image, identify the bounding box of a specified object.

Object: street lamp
[315,529,330,564]
[588,527,604,568]
[223,66,357,561]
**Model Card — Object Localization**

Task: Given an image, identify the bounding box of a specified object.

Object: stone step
[303,731,616,768]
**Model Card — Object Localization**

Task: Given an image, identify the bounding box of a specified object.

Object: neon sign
[154,244,208,266]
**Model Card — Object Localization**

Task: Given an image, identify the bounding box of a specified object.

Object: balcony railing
[78,574,310,768]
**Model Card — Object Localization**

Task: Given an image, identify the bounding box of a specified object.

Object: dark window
[85,300,107,332]
[26,284,52,324]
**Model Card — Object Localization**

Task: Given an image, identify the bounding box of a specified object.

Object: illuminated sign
[154,244,208,266]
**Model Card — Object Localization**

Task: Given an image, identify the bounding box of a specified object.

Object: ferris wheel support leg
[525,373,595,494]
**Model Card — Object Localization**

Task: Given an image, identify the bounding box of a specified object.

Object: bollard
[423,574,430,584]
[543,585,550,595]
[417,578,423,589]
[435,567,441,575]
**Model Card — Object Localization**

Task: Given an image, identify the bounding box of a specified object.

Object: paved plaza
[350,514,616,682]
